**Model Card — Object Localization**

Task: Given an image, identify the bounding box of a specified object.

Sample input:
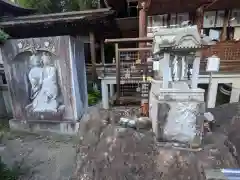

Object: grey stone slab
[1,36,88,122]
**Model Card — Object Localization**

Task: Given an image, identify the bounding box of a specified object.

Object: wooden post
[115,43,120,100]
[195,6,204,34]
[139,1,149,116]
[100,40,105,64]
[139,1,147,49]
[220,10,230,41]
[89,32,97,81]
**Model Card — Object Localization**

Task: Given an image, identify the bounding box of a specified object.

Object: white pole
[207,72,213,106]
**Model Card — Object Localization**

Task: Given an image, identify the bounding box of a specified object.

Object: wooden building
[97,0,240,110]
[0,0,120,116]
[0,0,121,83]
[2,0,240,111]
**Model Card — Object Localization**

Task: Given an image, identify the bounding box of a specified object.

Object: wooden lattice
[118,49,153,103]
[201,41,240,72]
[202,41,240,60]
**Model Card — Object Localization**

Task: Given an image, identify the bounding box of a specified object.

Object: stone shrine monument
[1,36,88,134]
[149,25,211,148]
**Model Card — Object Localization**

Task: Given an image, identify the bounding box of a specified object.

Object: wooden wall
[201,41,240,72]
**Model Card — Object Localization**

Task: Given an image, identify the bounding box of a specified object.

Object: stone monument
[1,36,88,135]
[149,25,213,148]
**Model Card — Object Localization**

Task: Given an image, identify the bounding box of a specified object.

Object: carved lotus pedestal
[1,36,88,135]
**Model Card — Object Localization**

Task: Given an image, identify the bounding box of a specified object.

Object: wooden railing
[201,41,240,72]
[87,40,240,78]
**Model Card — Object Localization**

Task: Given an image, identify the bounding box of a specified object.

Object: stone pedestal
[1,36,88,135]
[150,85,205,146]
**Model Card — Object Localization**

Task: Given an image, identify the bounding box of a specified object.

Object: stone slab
[9,119,80,136]
[1,36,88,122]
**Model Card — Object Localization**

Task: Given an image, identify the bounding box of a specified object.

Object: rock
[209,103,240,163]
[72,109,239,180]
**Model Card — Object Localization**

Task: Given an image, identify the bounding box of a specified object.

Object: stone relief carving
[25,52,64,114]
[16,38,56,56]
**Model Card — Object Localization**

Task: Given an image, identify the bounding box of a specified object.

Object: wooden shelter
[0,8,117,39]
[0,1,119,81]
[96,0,240,111]
[104,0,240,72]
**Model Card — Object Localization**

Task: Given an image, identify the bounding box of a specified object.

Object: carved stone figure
[26,52,60,113]
[172,56,179,81]
[28,55,43,101]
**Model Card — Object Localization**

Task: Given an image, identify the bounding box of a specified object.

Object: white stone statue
[26,52,59,113]
[28,55,43,101]
[172,55,181,81]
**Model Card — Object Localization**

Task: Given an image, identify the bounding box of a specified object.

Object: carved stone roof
[0,0,36,17]
[153,25,204,54]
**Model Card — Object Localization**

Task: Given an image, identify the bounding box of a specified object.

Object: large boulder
[209,103,240,163]
[71,108,239,180]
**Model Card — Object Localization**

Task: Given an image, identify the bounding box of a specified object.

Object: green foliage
[0,29,9,43]
[17,0,99,13]
[0,157,21,180]
[88,89,101,106]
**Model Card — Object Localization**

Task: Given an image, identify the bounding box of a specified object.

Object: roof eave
[0,8,115,27]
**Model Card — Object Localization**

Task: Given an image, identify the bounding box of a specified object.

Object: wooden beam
[100,40,105,64]
[205,0,220,9]
[139,1,148,50]
[220,10,230,41]
[89,32,97,81]
[115,43,120,100]
[105,37,153,43]
[118,47,152,52]
[195,6,204,33]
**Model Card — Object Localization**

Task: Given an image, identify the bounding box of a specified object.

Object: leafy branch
[0,29,9,44]
[17,0,99,13]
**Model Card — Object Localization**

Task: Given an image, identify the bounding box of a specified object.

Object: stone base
[9,119,80,136]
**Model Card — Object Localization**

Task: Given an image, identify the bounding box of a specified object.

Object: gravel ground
[0,132,76,180]
[0,103,239,180]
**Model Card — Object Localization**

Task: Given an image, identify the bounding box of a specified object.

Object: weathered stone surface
[209,103,240,164]
[72,108,239,180]
[2,36,88,121]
